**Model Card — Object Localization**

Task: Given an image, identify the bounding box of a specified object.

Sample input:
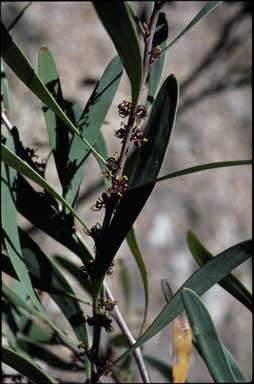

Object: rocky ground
[2,2,252,383]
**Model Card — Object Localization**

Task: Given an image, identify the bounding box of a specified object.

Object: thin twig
[1,111,13,133]
[104,283,151,383]
[142,6,160,95]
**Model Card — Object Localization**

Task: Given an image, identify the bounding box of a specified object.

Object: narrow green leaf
[146,12,168,111]
[18,229,91,346]
[93,2,143,110]
[160,277,245,382]
[182,288,237,382]
[38,47,70,192]
[54,254,92,295]
[127,160,253,192]
[7,2,32,31]
[164,1,222,52]
[1,22,106,165]
[107,240,252,369]
[93,131,111,191]
[1,134,84,349]
[93,74,179,298]
[16,337,83,371]
[2,346,57,384]
[65,56,122,206]
[127,2,145,35]
[118,259,132,315]
[1,142,89,231]
[1,60,10,112]
[2,282,39,317]
[126,226,149,334]
[187,230,252,311]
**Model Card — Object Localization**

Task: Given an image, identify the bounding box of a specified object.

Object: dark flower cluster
[87,313,113,333]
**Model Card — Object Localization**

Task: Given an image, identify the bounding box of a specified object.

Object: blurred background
[1,1,252,383]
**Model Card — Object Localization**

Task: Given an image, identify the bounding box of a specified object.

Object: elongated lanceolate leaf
[7,2,32,31]
[93,2,143,110]
[105,240,252,371]
[127,2,145,36]
[127,160,252,192]
[118,259,132,314]
[54,255,92,295]
[38,47,70,192]
[127,226,149,335]
[2,346,57,384]
[1,134,84,349]
[1,143,89,231]
[164,1,222,51]
[93,74,179,299]
[18,229,90,346]
[187,231,252,311]
[182,288,237,382]
[6,127,91,259]
[2,282,39,317]
[65,56,122,206]
[0,22,106,165]
[93,131,111,191]
[146,12,168,111]
[160,279,246,383]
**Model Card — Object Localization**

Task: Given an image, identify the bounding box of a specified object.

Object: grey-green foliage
[1,2,251,383]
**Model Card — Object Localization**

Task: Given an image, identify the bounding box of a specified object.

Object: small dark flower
[135,105,147,119]
[115,122,128,140]
[91,192,111,211]
[130,129,148,148]
[107,153,119,173]
[118,100,132,118]
[87,313,113,332]
[108,175,128,196]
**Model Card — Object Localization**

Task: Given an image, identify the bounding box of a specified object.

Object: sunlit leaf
[1,142,89,231]
[164,1,222,51]
[38,47,70,192]
[182,288,237,382]
[106,240,252,370]
[187,230,252,311]
[65,55,122,206]
[127,160,252,192]
[1,22,106,165]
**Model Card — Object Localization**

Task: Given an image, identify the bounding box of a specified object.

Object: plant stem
[104,283,151,383]
[90,7,161,382]
[1,111,12,133]
[142,5,160,95]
